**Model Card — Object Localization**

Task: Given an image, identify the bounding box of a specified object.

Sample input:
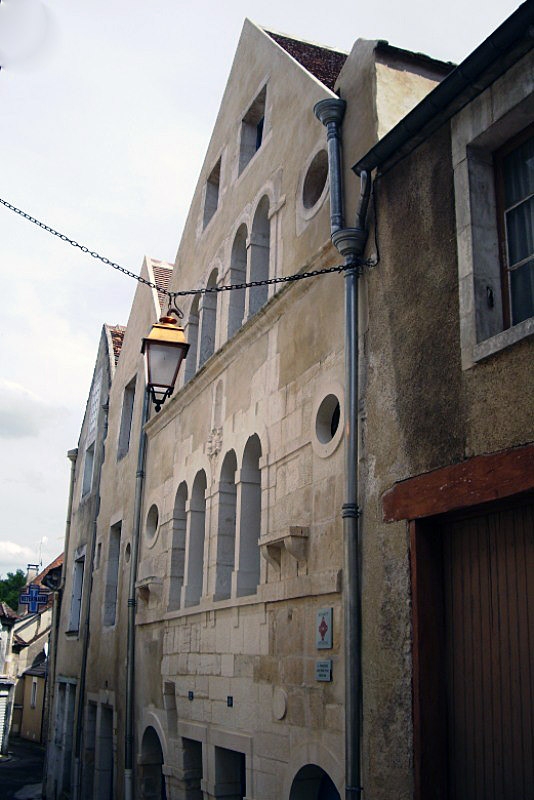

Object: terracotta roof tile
[107,325,126,366]
[265,30,347,91]
[33,554,63,588]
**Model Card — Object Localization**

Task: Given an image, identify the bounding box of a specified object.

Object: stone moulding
[260,525,310,567]
[135,575,164,603]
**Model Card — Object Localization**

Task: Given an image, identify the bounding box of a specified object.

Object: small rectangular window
[68,555,85,633]
[30,678,38,709]
[81,443,95,497]
[117,378,136,459]
[495,125,534,328]
[104,522,121,626]
[87,368,102,441]
[203,158,221,229]
[239,86,267,174]
[95,541,102,570]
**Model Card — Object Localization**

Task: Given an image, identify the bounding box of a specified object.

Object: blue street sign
[19,583,49,613]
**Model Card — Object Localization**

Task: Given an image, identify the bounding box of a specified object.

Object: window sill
[65,629,80,638]
[473,317,534,363]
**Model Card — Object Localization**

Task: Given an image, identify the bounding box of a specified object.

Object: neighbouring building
[44,321,127,799]
[47,5,534,800]
[7,556,62,744]
[19,659,48,743]
[0,602,18,754]
[350,4,534,797]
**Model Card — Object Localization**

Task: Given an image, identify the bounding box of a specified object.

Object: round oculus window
[302,149,328,210]
[316,394,341,444]
[146,504,159,540]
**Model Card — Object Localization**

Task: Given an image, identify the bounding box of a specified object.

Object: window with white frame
[452,52,534,368]
[494,126,534,328]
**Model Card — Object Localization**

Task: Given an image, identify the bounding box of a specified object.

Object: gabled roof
[23,657,48,678]
[33,553,64,589]
[106,324,127,366]
[264,29,347,91]
[0,601,18,623]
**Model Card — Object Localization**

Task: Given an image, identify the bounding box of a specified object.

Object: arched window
[214,450,237,601]
[228,225,247,338]
[246,197,270,319]
[183,295,200,384]
[182,470,207,607]
[198,269,218,368]
[233,434,262,597]
[169,482,187,610]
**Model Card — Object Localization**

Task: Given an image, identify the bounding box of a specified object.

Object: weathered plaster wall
[360,79,534,798]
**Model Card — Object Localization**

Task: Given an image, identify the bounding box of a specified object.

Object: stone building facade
[47,6,534,800]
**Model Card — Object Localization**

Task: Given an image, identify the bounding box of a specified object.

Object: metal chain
[0,196,368,297]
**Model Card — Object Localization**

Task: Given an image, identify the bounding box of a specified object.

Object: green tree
[0,569,26,611]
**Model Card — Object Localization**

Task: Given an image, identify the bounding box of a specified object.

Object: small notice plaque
[315,660,332,682]
[316,608,333,649]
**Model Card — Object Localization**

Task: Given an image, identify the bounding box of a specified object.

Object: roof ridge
[262,26,348,56]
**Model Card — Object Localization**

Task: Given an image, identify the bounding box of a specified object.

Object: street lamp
[141,303,189,412]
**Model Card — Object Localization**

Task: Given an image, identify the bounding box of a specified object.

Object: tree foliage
[0,569,26,611]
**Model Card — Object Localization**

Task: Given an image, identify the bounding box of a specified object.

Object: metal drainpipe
[125,386,150,800]
[314,97,370,800]
[72,403,109,800]
[60,449,79,591]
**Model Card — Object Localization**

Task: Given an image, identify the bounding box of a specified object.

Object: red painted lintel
[382,442,534,522]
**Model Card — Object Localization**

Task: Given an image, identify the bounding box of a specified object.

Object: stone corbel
[261,526,309,569]
[135,576,163,603]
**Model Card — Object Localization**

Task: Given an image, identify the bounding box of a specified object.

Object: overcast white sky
[0,0,522,578]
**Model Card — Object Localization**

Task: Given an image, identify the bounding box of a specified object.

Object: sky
[0,0,522,578]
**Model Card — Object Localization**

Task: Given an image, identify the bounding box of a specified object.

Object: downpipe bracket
[342,502,362,519]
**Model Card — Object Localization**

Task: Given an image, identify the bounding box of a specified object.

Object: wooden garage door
[442,501,534,799]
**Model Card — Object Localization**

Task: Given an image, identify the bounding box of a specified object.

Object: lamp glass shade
[145,341,186,391]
